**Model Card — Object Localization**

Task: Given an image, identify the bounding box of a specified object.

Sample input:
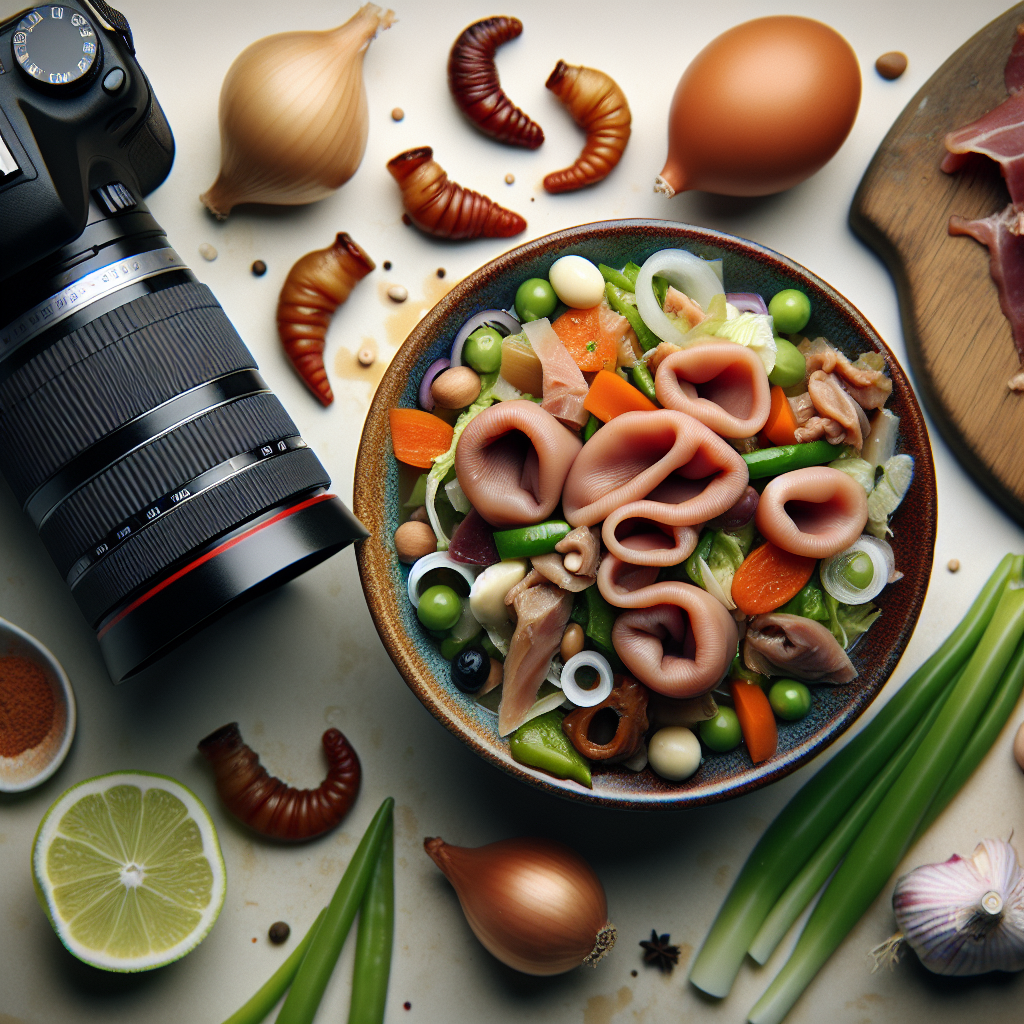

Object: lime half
[32,771,226,971]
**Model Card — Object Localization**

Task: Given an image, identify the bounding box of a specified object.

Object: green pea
[515,278,557,322]
[700,706,742,752]
[842,552,874,590]
[463,326,503,373]
[768,336,807,387]
[768,288,812,334]
[768,679,812,721]
[416,585,462,631]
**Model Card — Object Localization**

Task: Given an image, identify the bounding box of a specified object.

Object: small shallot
[424,835,616,975]
[447,17,544,148]
[198,723,361,841]
[387,147,527,240]
[544,61,631,194]
[277,234,375,406]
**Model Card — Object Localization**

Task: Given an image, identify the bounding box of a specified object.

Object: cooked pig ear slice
[562,409,748,564]
[654,342,771,438]
[455,400,582,528]
[756,466,868,559]
[596,549,660,604]
[807,370,870,449]
[602,515,700,567]
[799,338,892,410]
[744,612,857,683]
[531,525,602,591]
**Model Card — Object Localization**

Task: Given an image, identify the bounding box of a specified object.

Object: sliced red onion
[726,292,769,315]
[450,309,522,367]
[418,358,449,411]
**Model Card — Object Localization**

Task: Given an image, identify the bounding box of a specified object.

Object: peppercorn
[251,260,267,276]
[268,921,290,944]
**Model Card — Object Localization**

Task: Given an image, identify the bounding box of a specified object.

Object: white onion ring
[819,536,895,605]
[560,651,614,707]
[450,309,522,367]
[636,249,725,345]
[726,292,769,315]
[407,552,481,608]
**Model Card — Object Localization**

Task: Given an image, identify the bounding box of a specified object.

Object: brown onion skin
[657,16,860,197]
[387,147,527,240]
[424,836,615,975]
[277,233,375,406]
[198,723,360,841]
[448,17,544,149]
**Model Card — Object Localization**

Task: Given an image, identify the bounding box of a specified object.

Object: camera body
[0,3,366,680]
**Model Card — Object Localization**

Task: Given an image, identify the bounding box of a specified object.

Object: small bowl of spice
[0,619,76,793]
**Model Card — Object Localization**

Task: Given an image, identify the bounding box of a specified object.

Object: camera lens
[0,192,366,680]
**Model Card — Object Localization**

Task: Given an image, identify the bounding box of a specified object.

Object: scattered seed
[631,970,638,977]
[357,341,377,366]
[251,937,257,943]
[403,1002,412,1010]
[505,173,515,184]
[948,559,960,573]
[402,213,412,226]
[388,284,408,303]
[391,107,405,121]
[251,260,267,277]
[268,921,290,944]
[198,242,218,261]
[383,260,392,270]
[436,268,446,279]
[530,197,535,202]
[876,51,908,80]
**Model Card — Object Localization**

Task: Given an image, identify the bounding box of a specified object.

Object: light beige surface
[1,2,1024,1023]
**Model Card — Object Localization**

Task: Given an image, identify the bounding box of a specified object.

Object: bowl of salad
[354,219,935,808]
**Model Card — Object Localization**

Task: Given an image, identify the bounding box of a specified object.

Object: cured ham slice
[562,410,748,566]
[522,318,589,429]
[755,466,868,559]
[664,286,709,329]
[744,613,857,683]
[654,342,771,438]
[498,577,573,736]
[942,90,1024,204]
[455,400,582,528]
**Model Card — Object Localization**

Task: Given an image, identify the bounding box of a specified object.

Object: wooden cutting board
[851,4,1024,525]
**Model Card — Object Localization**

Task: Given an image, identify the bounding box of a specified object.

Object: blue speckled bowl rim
[354,218,936,810]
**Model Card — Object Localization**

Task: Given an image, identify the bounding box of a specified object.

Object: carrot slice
[731,681,778,763]
[583,369,657,422]
[763,385,799,445]
[731,541,816,615]
[551,306,618,372]
[388,408,454,468]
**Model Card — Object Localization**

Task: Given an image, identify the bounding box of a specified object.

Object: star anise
[639,929,680,972]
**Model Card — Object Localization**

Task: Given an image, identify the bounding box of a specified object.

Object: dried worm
[198,722,361,841]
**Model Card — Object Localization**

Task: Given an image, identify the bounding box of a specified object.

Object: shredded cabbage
[829,453,876,495]
[708,312,777,373]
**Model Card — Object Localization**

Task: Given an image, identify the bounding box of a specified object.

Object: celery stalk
[748,558,1024,1024]
[688,554,1015,999]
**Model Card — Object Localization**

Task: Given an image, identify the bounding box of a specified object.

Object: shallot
[424,835,616,975]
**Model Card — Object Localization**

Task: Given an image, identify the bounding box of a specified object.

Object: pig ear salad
[387,251,913,787]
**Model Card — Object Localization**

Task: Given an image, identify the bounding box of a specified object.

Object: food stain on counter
[381,271,456,349]
[583,985,633,1024]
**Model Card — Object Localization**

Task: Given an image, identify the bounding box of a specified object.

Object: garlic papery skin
[200,4,394,219]
[885,838,1024,975]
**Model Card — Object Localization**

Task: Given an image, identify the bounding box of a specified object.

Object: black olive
[452,647,489,692]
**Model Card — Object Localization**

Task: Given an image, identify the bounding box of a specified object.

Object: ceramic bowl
[0,618,76,793]
[354,219,936,809]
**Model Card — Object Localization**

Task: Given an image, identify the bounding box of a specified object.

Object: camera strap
[86,0,135,55]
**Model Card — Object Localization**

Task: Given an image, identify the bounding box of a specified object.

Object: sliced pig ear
[745,613,857,684]
[654,342,772,438]
[601,513,699,567]
[562,410,749,554]
[756,466,868,559]
[455,400,582,529]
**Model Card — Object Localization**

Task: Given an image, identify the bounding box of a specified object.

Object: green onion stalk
[688,554,1015,999]
[748,556,1024,1024]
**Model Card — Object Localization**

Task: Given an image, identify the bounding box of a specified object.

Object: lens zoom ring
[40,393,300,576]
[73,447,330,625]
[0,284,255,501]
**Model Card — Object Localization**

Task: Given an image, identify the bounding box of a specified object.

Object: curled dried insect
[561,675,649,763]
[198,722,361,841]
[277,233,375,406]
[386,147,526,240]
[544,61,631,194]
[448,17,543,149]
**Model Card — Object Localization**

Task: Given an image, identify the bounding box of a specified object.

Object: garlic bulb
[874,838,1024,975]
[201,4,395,219]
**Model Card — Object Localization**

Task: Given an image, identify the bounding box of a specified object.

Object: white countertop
[3,1,1024,1022]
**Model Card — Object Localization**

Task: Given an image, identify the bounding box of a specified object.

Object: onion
[418,358,450,411]
[726,292,769,315]
[449,309,522,367]
[424,835,616,975]
[560,651,614,707]
[635,249,725,345]
[698,556,737,611]
[407,552,481,608]
[819,535,895,605]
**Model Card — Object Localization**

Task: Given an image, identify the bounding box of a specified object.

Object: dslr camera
[0,2,365,680]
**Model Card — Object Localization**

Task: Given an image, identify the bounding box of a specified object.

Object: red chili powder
[0,656,55,757]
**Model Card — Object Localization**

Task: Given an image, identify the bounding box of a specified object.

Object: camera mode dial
[12,6,100,91]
